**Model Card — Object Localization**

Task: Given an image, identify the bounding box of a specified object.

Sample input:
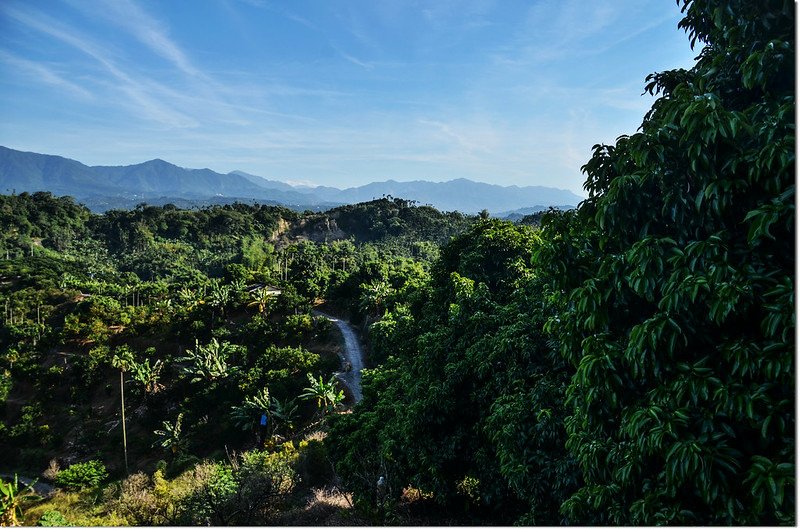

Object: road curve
[314,311,365,403]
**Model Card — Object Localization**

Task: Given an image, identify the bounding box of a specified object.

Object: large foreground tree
[539,0,794,524]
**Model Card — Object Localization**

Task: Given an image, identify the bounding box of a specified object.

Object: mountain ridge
[0,146,582,213]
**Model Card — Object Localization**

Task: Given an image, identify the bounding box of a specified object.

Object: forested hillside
[0,193,475,525]
[0,0,794,526]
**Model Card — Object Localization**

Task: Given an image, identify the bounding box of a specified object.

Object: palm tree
[111,346,135,475]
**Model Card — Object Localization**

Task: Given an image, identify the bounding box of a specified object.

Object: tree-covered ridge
[0,193,91,253]
[1,193,472,252]
[296,197,470,245]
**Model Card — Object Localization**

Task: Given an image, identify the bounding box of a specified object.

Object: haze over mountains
[0,146,582,214]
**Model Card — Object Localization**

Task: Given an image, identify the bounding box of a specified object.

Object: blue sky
[0,0,697,194]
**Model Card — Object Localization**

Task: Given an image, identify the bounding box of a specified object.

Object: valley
[0,1,794,525]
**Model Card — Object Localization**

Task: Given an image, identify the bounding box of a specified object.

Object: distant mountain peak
[141,158,175,167]
[0,146,583,214]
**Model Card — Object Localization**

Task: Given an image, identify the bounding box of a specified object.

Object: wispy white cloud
[61,0,349,127]
[334,5,382,53]
[0,0,695,195]
[233,0,317,29]
[2,4,198,127]
[331,45,374,70]
[1,1,303,130]
[65,0,203,79]
[588,11,680,56]
[0,49,92,99]
[488,0,643,67]
[421,0,497,32]
[418,118,499,156]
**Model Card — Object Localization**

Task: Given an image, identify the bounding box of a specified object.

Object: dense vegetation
[540,0,794,522]
[330,0,794,525]
[1,0,794,526]
[0,193,474,525]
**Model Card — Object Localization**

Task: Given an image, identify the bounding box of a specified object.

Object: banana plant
[300,373,345,415]
[178,338,236,383]
[130,357,165,395]
[0,475,39,526]
[247,286,275,315]
[231,388,299,437]
[153,412,186,455]
[231,387,273,433]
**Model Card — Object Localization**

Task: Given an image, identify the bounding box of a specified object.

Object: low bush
[54,460,107,490]
[37,509,72,526]
[181,445,300,525]
[298,438,333,487]
[115,470,185,525]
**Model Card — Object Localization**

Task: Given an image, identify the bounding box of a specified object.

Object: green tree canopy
[329,221,578,524]
[538,0,794,524]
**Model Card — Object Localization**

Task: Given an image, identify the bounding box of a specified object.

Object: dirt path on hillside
[314,311,364,403]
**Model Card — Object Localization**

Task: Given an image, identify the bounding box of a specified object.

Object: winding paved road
[314,311,364,403]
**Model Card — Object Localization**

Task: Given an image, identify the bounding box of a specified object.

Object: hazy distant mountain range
[0,146,582,214]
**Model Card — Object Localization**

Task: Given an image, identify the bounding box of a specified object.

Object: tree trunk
[120,370,129,475]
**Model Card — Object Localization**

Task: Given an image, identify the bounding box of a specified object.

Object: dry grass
[41,459,60,481]
[307,487,353,510]
[22,490,128,526]
[274,487,372,526]
[304,430,327,443]
[400,486,434,503]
